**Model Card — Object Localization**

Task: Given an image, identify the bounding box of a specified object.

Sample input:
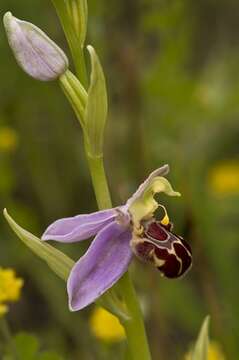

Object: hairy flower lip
[42,165,187,310]
[131,220,192,279]
[3,12,69,81]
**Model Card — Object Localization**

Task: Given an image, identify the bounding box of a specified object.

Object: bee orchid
[42,165,192,311]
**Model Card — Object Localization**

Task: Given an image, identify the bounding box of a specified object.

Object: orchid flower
[42,165,192,311]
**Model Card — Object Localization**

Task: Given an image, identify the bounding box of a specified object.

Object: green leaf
[4,332,63,360]
[3,209,75,282]
[84,45,108,157]
[191,316,210,360]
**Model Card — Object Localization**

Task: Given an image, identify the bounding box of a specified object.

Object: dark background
[0,0,238,358]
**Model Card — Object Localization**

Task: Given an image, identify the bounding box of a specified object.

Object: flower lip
[131,220,192,278]
[41,165,189,310]
[145,221,169,242]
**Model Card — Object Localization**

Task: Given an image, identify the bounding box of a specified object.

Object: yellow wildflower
[0,268,23,302]
[0,126,18,152]
[0,303,8,317]
[89,307,126,342]
[185,341,225,360]
[208,161,239,196]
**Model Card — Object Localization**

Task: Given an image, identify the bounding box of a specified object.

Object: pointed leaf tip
[192,316,210,360]
[3,209,74,281]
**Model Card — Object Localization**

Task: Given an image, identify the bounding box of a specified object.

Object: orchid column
[3,5,152,360]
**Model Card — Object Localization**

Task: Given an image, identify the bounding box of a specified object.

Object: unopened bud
[3,12,69,81]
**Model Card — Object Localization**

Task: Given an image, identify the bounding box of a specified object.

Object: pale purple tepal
[42,165,190,311]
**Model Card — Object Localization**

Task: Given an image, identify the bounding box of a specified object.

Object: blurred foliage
[2,332,63,360]
[0,0,238,359]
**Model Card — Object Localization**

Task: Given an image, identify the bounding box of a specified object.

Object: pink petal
[42,209,117,243]
[67,221,132,311]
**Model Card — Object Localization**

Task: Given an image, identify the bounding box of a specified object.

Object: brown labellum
[131,220,192,278]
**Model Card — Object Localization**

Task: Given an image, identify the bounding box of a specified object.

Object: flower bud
[3,12,69,81]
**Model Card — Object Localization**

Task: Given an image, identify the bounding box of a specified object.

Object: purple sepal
[67,221,132,311]
[42,209,117,243]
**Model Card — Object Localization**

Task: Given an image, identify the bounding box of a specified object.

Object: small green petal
[129,176,181,225]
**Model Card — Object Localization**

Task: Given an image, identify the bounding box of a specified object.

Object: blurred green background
[0,0,238,359]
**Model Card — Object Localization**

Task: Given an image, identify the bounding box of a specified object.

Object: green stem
[86,154,112,210]
[120,273,152,360]
[86,152,151,360]
[52,1,151,358]
[70,42,88,88]
[60,70,87,128]
[51,0,88,87]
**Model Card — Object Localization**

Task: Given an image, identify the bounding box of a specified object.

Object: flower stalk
[85,155,151,360]
[50,2,151,356]
[51,0,88,87]
[59,70,88,127]
[83,136,151,359]
[120,273,152,360]
[3,2,153,359]
[86,154,112,210]
[53,2,152,359]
